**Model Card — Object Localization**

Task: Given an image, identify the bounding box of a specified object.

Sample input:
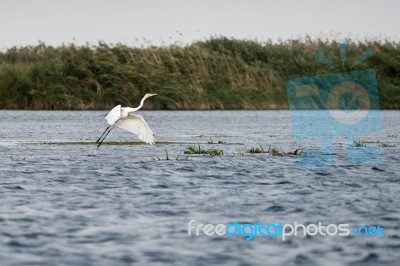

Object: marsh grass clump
[184,145,204,154]
[362,140,380,144]
[287,149,303,155]
[268,146,286,156]
[246,144,303,156]
[184,143,223,156]
[352,140,367,147]
[246,144,265,153]
[379,142,396,148]
[360,140,396,147]
[206,148,224,156]
[268,147,303,156]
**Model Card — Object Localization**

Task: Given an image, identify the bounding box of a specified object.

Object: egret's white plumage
[116,114,155,144]
[105,105,121,125]
[96,93,157,147]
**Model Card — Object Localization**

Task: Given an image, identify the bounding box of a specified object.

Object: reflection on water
[0,110,399,265]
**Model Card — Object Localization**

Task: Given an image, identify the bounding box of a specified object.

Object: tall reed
[0,37,399,109]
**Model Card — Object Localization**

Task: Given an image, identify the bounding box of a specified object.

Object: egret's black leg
[96,125,111,144]
[97,127,114,148]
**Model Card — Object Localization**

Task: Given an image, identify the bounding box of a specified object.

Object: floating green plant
[378,143,396,148]
[286,149,303,156]
[184,143,223,156]
[268,146,286,156]
[246,144,302,156]
[353,139,396,147]
[352,140,366,147]
[246,144,265,153]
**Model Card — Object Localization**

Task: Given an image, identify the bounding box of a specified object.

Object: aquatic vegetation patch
[246,144,303,156]
[246,145,265,153]
[378,142,396,148]
[350,139,396,148]
[352,140,367,147]
[184,144,224,156]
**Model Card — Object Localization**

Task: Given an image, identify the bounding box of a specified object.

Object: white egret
[96,93,157,147]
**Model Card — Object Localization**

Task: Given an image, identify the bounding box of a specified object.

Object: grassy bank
[0,37,399,110]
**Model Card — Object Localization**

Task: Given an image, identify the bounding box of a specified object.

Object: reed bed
[0,37,399,110]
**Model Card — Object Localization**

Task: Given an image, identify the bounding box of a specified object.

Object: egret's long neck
[129,96,147,112]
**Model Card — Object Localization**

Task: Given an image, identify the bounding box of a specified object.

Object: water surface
[0,111,399,265]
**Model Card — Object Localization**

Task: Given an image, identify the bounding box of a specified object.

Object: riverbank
[0,37,399,109]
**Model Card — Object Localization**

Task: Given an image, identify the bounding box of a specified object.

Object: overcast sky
[0,0,399,49]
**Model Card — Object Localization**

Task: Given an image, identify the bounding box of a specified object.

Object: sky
[0,0,399,49]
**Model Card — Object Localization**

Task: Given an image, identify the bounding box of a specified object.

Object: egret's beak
[149,93,158,97]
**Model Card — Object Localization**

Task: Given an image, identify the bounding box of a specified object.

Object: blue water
[0,110,399,265]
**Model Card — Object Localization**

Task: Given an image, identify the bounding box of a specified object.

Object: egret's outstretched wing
[105,105,121,125]
[116,114,155,144]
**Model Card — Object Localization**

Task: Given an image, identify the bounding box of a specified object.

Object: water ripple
[0,110,399,265]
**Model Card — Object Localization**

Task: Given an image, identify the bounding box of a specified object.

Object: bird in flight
[96,93,157,147]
